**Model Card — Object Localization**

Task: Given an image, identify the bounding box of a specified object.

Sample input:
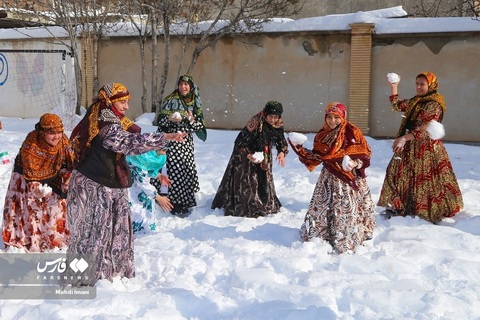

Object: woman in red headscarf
[289,102,375,253]
[2,113,74,252]
[377,72,463,223]
[67,83,186,286]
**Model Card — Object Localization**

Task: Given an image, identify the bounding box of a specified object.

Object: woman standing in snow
[2,113,74,252]
[211,100,288,218]
[289,102,375,253]
[68,83,185,286]
[152,74,207,216]
[377,71,463,223]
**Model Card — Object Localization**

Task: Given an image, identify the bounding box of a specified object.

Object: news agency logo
[36,257,89,275]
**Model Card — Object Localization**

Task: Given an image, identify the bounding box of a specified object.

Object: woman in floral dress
[377,71,463,223]
[211,101,288,218]
[289,102,375,253]
[2,113,74,252]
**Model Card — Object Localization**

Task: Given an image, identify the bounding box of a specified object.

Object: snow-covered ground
[0,113,479,319]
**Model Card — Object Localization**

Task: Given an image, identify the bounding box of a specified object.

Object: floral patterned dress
[211,111,289,217]
[377,94,463,223]
[2,120,73,252]
[291,102,375,253]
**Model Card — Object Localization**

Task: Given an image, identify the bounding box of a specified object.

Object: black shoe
[170,204,191,217]
[381,208,396,220]
[381,208,405,219]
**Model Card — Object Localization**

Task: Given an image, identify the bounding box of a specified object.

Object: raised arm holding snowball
[377,71,463,223]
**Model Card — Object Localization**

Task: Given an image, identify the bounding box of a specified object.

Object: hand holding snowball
[342,155,357,172]
[29,182,52,198]
[248,152,264,164]
[185,110,195,123]
[169,111,182,123]
[288,132,308,146]
[387,73,400,84]
[387,72,400,96]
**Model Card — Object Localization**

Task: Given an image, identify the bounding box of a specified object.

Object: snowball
[426,120,445,140]
[172,112,182,119]
[342,155,352,171]
[288,132,308,146]
[37,184,52,197]
[252,152,264,162]
[387,72,400,84]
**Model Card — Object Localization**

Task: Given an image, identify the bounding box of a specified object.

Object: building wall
[98,32,351,134]
[370,32,480,141]
[97,26,480,142]
[1,22,479,142]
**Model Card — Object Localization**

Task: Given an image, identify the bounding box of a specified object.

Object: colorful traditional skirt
[66,170,135,286]
[300,167,376,253]
[2,172,69,252]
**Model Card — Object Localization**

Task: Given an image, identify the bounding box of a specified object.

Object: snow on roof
[1,6,479,40]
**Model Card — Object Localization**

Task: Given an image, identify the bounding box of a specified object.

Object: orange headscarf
[18,113,73,181]
[70,83,140,167]
[397,71,447,137]
[290,102,371,189]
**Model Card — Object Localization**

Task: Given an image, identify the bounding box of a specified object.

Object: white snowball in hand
[288,132,308,146]
[426,120,445,140]
[342,155,352,171]
[172,111,182,119]
[252,152,264,162]
[387,73,400,84]
[38,184,52,197]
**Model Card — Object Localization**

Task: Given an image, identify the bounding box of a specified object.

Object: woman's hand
[247,153,263,164]
[157,174,172,188]
[387,74,400,95]
[60,170,72,192]
[185,110,195,123]
[287,138,300,152]
[247,154,260,163]
[164,131,187,142]
[29,181,52,198]
[276,152,285,167]
[168,112,182,123]
[342,155,357,172]
[155,194,173,212]
[392,136,406,153]
[392,133,413,153]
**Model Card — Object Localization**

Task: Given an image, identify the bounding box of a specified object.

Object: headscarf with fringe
[289,102,371,190]
[397,71,446,137]
[16,113,74,189]
[70,83,141,168]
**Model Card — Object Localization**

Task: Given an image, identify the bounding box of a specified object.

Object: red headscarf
[289,102,371,189]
